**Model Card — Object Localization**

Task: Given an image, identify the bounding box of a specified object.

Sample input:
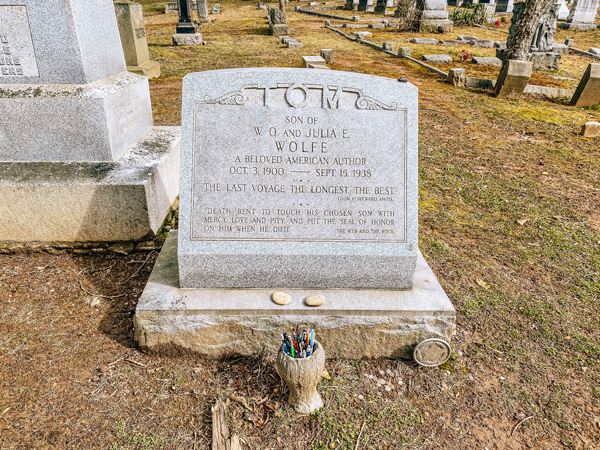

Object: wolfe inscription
[191,83,407,242]
[0,6,39,78]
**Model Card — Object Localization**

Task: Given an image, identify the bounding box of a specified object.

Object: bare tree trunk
[503,0,555,61]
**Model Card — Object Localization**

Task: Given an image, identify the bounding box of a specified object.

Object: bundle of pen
[281,326,315,358]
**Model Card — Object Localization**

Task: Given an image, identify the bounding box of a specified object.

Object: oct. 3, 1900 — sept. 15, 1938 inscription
[178,68,419,290]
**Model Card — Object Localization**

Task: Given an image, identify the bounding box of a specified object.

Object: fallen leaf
[517,219,528,226]
[476,279,490,289]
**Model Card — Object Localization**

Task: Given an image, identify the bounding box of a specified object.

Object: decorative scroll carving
[355,95,397,110]
[203,90,247,105]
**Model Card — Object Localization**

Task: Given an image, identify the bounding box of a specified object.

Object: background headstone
[0,0,179,242]
[114,0,161,78]
[494,59,533,99]
[560,0,600,30]
[570,63,600,106]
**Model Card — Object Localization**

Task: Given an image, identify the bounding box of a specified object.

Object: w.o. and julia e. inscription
[179,69,418,289]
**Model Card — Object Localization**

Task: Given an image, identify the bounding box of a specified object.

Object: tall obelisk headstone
[0,0,180,242]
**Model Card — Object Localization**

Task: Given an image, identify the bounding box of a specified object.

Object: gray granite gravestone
[134,68,455,360]
[0,0,179,242]
[560,0,600,30]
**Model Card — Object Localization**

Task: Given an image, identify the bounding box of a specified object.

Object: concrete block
[581,121,600,137]
[320,49,334,63]
[571,63,600,107]
[447,68,466,87]
[302,55,327,67]
[495,59,532,99]
[410,37,439,45]
[398,47,412,57]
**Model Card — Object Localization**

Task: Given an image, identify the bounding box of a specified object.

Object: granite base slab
[559,22,598,31]
[0,72,153,162]
[0,127,180,242]
[134,232,456,359]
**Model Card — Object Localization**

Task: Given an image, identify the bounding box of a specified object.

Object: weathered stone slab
[0,127,180,241]
[173,33,203,45]
[134,232,455,359]
[382,42,394,51]
[410,37,439,45]
[565,38,574,47]
[570,63,600,107]
[178,68,418,289]
[495,59,532,99]
[288,41,304,47]
[581,121,600,137]
[494,41,507,49]
[589,47,600,55]
[457,35,478,41]
[423,54,453,63]
[472,56,503,66]
[302,55,327,67]
[471,39,494,48]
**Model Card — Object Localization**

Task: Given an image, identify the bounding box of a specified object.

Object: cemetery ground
[1,1,599,449]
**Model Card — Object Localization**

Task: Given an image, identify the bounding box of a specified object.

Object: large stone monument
[560,0,599,30]
[497,2,562,70]
[0,0,180,242]
[418,0,453,33]
[114,0,161,78]
[134,68,455,362]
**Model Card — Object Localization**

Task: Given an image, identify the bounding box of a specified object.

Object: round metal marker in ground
[413,338,451,367]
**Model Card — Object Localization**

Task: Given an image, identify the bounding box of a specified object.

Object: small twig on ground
[229,393,252,411]
[125,358,147,368]
[78,278,128,299]
[354,420,366,450]
[118,251,155,284]
[511,415,533,436]
[108,358,124,366]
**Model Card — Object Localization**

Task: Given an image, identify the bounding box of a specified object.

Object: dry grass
[1,1,599,449]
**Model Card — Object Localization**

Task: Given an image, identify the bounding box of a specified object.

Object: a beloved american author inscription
[191,83,407,243]
[0,6,39,78]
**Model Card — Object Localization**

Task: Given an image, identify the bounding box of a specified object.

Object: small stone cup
[276,341,325,414]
